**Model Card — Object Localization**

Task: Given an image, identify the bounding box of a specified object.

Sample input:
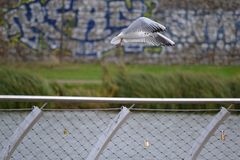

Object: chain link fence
[0,107,240,160]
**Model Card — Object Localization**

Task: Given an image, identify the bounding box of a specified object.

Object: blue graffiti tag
[4,0,146,56]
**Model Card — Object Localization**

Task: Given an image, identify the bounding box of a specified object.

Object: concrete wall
[1,0,240,64]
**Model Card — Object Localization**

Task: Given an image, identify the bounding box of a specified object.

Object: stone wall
[154,7,240,64]
[0,0,239,64]
[156,0,240,10]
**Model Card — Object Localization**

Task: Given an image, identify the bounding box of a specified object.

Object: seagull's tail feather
[111,36,121,45]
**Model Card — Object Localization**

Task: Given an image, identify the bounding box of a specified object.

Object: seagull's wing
[151,33,175,46]
[122,32,175,46]
[122,17,166,34]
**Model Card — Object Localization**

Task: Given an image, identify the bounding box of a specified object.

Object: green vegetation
[0,68,54,109]
[39,34,49,50]
[144,1,157,17]
[0,63,102,80]
[40,0,48,5]
[105,72,240,109]
[0,68,53,95]
[0,8,5,26]
[0,63,239,109]
[1,63,240,81]
[144,47,162,54]
[9,34,21,45]
[10,0,35,8]
[19,0,35,5]
[125,0,132,9]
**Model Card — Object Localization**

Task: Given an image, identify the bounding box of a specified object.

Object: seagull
[111,17,175,47]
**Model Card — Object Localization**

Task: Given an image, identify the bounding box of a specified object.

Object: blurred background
[0,0,240,109]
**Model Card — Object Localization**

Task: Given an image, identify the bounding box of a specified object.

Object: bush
[0,68,54,108]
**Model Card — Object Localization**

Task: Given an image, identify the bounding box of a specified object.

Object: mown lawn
[1,63,102,80]
[1,62,240,81]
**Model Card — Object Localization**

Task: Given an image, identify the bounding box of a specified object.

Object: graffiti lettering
[2,0,240,57]
[4,0,146,56]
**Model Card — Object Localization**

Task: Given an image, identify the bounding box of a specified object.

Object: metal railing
[0,95,240,104]
[0,96,240,160]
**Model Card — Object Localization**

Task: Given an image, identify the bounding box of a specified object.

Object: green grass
[0,63,102,80]
[0,68,54,109]
[106,72,240,109]
[127,65,240,77]
[0,63,239,109]
[1,63,240,81]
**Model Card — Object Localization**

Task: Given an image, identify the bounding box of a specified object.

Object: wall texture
[0,0,240,64]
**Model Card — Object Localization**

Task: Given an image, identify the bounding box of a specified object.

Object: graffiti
[4,0,146,57]
[2,0,240,58]
[160,10,240,52]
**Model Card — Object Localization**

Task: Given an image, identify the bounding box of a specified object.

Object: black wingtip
[152,27,164,33]
[165,42,175,46]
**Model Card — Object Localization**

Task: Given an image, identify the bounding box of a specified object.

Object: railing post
[86,106,130,160]
[0,107,43,160]
[187,107,230,160]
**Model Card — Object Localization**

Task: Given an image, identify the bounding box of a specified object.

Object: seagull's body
[111,17,175,47]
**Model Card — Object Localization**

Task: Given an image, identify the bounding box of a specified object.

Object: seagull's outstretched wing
[151,33,175,46]
[122,17,166,34]
[122,33,175,46]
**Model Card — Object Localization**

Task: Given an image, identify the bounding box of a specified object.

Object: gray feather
[122,17,166,34]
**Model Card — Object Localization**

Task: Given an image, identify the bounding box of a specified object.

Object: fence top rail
[0,95,240,104]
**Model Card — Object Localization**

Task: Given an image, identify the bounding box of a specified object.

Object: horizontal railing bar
[0,95,240,104]
[1,108,240,112]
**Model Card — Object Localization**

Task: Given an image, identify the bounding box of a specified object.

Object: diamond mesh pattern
[0,109,239,160]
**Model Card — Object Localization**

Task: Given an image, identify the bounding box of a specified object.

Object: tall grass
[228,76,240,98]
[1,67,239,109]
[0,68,103,109]
[107,72,240,109]
[0,68,54,108]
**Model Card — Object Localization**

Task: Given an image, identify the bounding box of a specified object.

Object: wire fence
[0,107,240,160]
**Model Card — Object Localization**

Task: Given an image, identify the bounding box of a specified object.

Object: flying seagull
[111,17,175,47]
